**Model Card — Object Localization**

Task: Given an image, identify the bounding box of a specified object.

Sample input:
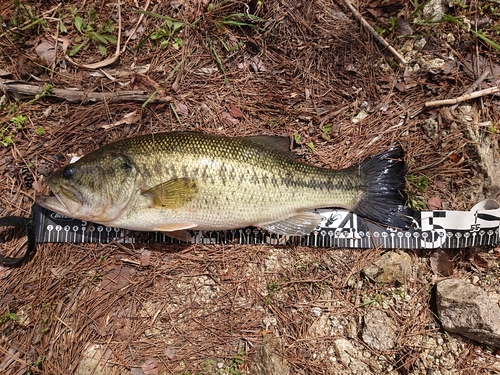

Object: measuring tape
[33,200,500,249]
[1,200,499,266]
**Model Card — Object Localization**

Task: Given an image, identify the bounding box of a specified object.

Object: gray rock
[363,250,413,284]
[332,338,374,374]
[436,278,500,347]
[362,309,397,350]
[250,335,289,375]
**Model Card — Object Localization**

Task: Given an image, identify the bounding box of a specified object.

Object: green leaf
[104,34,117,44]
[98,44,107,56]
[89,8,97,22]
[172,38,183,50]
[307,142,315,153]
[91,32,108,44]
[68,43,84,56]
[172,22,183,33]
[322,123,332,133]
[293,133,301,144]
[160,40,169,49]
[58,20,67,33]
[74,15,84,32]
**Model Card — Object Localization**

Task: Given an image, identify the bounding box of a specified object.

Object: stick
[451,70,489,110]
[341,0,408,65]
[0,78,172,104]
[425,86,499,107]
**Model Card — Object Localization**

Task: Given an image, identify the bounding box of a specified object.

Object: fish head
[37,152,138,223]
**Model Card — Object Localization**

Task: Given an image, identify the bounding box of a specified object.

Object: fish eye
[123,161,132,172]
[62,165,75,179]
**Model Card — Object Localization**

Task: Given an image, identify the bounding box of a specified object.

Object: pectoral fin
[143,178,198,209]
[258,212,322,236]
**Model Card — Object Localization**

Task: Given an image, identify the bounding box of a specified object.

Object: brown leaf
[174,101,189,116]
[0,266,11,280]
[100,267,133,291]
[449,153,461,163]
[102,110,142,129]
[397,16,414,35]
[35,41,56,64]
[429,249,454,276]
[427,196,441,210]
[164,346,176,360]
[221,112,239,126]
[229,105,244,119]
[141,359,159,375]
[140,249,151,267]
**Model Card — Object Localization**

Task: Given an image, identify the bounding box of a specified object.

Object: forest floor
[1,0,500,374]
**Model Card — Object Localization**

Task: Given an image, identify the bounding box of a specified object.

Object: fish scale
[36,132,413,238]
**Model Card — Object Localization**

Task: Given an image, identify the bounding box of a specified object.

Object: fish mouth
[36,184,83,215]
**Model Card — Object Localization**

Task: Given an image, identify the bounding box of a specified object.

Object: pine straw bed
[1,0,500,374]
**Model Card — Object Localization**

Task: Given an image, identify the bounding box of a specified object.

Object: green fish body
[37,132,412,238]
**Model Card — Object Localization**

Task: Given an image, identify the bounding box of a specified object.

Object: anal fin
[258,212,321,236]
[153,223,197,242]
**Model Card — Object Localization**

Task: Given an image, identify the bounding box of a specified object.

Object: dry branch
[0,78,172,104]
[425,86,499,107]
[341,0,408,65]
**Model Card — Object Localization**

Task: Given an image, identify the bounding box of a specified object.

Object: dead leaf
[140,249,151,267]
[50,267,71,278]
[164,346,176,360]
[394,82,406,92]
[102,110,142,129]
[429,249,454,276]
[131,74,164,96]
[100,267,133,291]
[305,88,311,100]
[250,55,266,72]
[427,196,441,210]
[198,67,218,74]
[35,41,56,64]
[221,112,239,126]
[174,101,189,116]
[141,359,159,375]
[0,266,11,280]
[397,16,414,35]
[229,105,243,118]
[449,153,461,164]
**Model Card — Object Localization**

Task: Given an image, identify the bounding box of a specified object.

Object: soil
[1,0,500,374]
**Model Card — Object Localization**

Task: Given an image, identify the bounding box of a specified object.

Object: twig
[0,78,172,104]
[424,86,499,107]
[451,70,489,110]
[340,0,408,65]
[121,0,151,54]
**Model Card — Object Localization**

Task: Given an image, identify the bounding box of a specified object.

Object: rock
[362,310,397,350]
[250,335,289,375]
[436,278,500,347]
[363,250,413,284]
[332,338,374,374]
[75,343,114,375]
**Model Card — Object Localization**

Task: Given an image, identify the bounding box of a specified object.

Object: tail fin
[352,147,414,229]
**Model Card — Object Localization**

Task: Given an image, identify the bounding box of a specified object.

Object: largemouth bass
[36,132,413,239]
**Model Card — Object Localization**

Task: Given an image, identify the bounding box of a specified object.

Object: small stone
[362,310,397,350]
[250,335,289,375]
[436,278,500,347]
[363,250,413,284]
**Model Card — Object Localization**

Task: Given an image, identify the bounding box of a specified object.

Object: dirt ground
[1,0,500,374]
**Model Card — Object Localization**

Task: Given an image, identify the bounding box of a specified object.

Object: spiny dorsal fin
[143,178,198,209]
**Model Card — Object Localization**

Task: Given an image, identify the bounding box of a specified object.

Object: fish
[36,132,413,240]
